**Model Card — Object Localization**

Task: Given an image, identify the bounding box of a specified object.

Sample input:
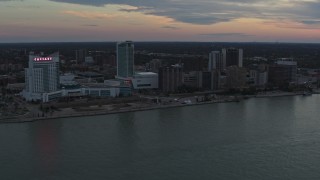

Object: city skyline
[0,0,320,43]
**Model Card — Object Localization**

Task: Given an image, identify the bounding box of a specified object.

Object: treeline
[0,42,320,68]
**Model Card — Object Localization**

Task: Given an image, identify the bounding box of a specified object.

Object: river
[1,95,320,180]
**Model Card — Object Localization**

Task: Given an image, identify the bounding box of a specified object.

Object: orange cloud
[62,10,118,19]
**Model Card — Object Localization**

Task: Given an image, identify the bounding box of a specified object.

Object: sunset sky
[0,0,320,42]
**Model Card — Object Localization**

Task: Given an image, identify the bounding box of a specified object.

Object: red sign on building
[34,57,53,62]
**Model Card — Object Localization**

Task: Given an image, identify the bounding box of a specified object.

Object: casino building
[22,52,131,102]
[22,52,60,102]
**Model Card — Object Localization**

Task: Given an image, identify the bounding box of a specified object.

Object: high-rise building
[208,51,224,71]
[147,59,162,73]
[248,64,268,88]
[222,48,243,68]
[117,41,134,78]
[201,70,221,90]
[75,49,87,64]
[23,52,60,101]
[159,64,183,93]
[269,58,297,87]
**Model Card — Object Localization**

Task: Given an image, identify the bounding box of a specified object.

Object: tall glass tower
[117,41,134,78]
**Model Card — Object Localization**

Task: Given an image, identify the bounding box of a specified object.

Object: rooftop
[135,72,158,76]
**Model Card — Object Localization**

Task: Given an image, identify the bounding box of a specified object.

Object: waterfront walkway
[0,91,314,124]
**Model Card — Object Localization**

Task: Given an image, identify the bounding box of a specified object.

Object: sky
[0,0,320,43]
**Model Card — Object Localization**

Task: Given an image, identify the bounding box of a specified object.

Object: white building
[81,83,120,97]
[85,56,94,64]
[276,58,297,66]
[208,51,224,71]
[42,85,121,102]
[249,70,268,87]
[131,72,158,89]
[258,71,268,87]
[22,52,60,102]
[183,71,202,88]
[60,73,76,84]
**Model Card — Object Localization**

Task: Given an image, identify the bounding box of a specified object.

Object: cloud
[50,0,320,27]
[0,0,23,1]
[82,24,99,27]
[161,25,179,30]
[199,33,253,37]
[301,20,320,25]
[63,10,118,19]
[263,20,320,30]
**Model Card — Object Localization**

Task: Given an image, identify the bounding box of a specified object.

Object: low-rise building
[183,71,202,88]
[81,83,120,97]
[225,66,247,89]
[131,72,158,89]
[248,64,268,88]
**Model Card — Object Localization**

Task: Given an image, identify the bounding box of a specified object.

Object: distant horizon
[1,41,320,45]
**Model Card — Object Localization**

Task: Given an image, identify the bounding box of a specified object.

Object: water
[1,95,320,180]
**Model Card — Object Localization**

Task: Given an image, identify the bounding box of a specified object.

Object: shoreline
[0,91,315,124]
[0,99,238,124]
